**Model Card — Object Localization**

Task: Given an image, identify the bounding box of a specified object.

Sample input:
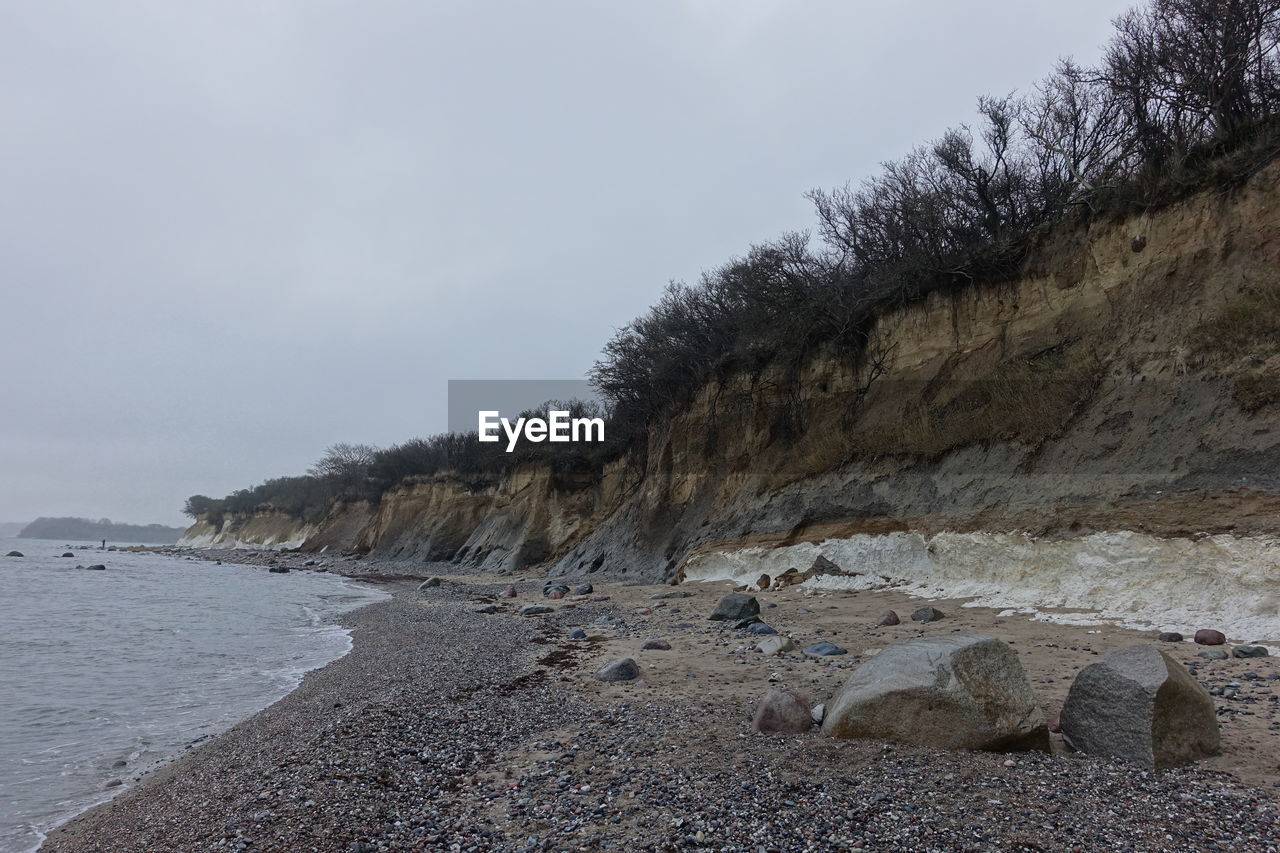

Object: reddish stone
[547,589,564,600]
[1194,629,1226,646]
[875,610,900,626]
[751,687,814,734]
[1048,712,1062,734]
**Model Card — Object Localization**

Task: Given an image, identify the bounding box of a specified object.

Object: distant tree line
[185,401,614,523]
[188,0,1280,525]
[20,517,186,543]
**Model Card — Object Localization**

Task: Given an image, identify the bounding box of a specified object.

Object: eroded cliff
[188,161,1280,592]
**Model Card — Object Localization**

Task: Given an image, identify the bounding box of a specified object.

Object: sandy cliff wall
[546,161,1280,582]
[346,466,628,572]
[187,162,1280,593]
[178,513,316,550]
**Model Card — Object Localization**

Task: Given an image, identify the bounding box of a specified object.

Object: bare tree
[308,442,377,491]
[1020,59,1137,205]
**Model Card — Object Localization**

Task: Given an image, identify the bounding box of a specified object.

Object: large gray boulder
[709,593,759,622]
[596,658,639,682]
[1060,645,1219,770]
[822,632,1048,752]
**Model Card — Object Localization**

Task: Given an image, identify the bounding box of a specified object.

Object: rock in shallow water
[752,687,814,734]
[710,593,759,622]
[1194,629,1225,645]
[85,564,106,571]
[596,658,639,682]
[5,551,22,557]
[1061,644,1218,770]
[822,632,1048,752]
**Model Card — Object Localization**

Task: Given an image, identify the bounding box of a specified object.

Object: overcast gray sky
[0,0,1132,526]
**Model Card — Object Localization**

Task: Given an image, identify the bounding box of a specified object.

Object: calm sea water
[0,538,387,853]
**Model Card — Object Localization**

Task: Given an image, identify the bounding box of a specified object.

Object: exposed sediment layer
[187,160,1280,612]
[178,513,315,550]
[682,529,1280,643]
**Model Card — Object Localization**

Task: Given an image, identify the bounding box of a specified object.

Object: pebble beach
[40,553,1280,852]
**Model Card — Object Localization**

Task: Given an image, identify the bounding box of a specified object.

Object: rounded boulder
[752,687,814,734]
[1060,645,1219,771]
[596,658,639,682]
[822,632,1048,752]
[1194,629,1226,646]
[709,593,759,622]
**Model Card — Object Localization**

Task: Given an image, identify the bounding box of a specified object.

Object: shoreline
[19,558,387,853]
[40,550,1280,851]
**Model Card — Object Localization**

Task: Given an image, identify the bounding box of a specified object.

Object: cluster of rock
[716,591,1225,772]
[474,577,1238,774]
[749,555,852,592]
[542,581,592,600]
[1161,628,1271,660]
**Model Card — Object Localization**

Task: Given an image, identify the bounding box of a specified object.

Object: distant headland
[18,517,186,544]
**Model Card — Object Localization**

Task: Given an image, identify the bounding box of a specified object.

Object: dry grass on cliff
[850,344,1102,458]
[1190,280,1280,411]
[1191,280,1280,361]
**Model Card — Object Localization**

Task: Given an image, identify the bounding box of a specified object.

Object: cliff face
[178,513,315,550]
[188,162,1280,586]
[548,161,1280,581]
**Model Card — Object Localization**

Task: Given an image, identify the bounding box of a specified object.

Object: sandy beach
[40,552,1280,852]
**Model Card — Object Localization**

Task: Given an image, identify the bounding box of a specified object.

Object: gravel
[41,561,1280,852]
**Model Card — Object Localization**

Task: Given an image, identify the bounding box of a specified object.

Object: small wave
[0,559,384,853]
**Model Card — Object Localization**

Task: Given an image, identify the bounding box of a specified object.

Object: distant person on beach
[101,539,106,549]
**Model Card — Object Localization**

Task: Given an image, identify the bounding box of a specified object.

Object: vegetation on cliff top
[189,0,1280,524]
